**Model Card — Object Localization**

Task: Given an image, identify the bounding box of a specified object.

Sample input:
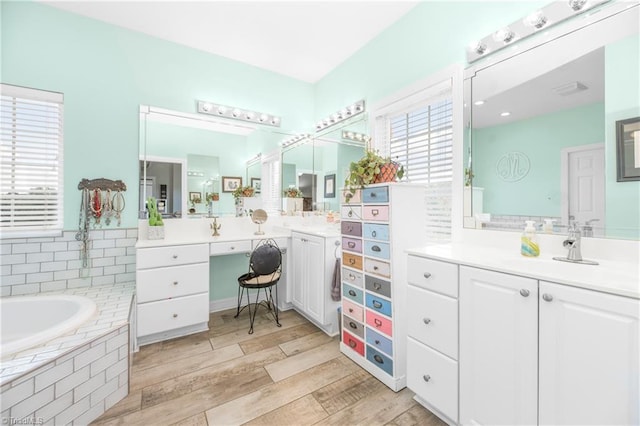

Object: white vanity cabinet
[136,243,210,345]
[290,231,340,335]
[458,265,639,426]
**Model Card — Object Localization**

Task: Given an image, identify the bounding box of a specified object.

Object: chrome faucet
[582,218,599,237]
[553,221,598,265]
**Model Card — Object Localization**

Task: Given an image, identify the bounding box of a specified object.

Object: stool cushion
[238,271,281,286]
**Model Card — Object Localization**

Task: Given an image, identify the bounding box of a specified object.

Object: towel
[331,258,341,301]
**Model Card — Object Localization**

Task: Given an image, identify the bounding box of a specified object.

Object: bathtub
[1,294,97,358]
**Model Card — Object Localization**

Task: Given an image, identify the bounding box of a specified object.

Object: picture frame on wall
[189,192,202,203]
[616,116,640,182]
[222,176,242,192]
[324,174,336,198]
[251,177,261,193]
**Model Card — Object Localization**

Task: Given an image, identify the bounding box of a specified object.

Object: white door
[539,281,640,425]
[291,235,305,310]
[304,235,324,324]
[139,178,154,212]
[564,145,605,233]
[459,266,538,426]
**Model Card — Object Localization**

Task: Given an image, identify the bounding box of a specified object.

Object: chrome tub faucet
[553,221,598,265]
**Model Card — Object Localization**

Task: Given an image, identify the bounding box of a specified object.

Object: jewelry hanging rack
[78,178,127,192]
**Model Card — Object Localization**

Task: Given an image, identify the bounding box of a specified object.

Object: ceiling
[40,0,419,83]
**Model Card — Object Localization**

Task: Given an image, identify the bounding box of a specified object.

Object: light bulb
[493,27,515,43]
[524,10,547,29]
[202,103,212,112]
[232,108,241,117]
[568,0,587,11]
[217,106,226,115]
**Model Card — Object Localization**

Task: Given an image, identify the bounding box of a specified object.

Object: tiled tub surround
[1,228,138,297]
[0,283,135,425]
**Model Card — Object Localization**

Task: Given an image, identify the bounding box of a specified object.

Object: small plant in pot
[147,196,164,239]
[232,185,255,199]
[283,187,303,198]
[344,150,404,200]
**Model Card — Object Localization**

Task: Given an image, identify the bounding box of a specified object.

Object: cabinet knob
[373,283,381,290]
[348,308,354,313]
[172,255,178,259]
[349,258,356,265]
[230,246,235,250]
[423,374,431,382]
[348,274,356,281]
[373,354,384,364]
[520,289,530,297]
[371,230,377,238]
[173,313,178,318]
[373,266,379,271]
[372,245,381,252]
[349,321,357,329]
[173,281,178,286]
[372,209,379,216]
[423,272,432,279]
[371,192,377,198]
[349,339,357,348]
[348,211,353,217]
[542,293,554,302]
[348,242,356,248]
[372,300,383,309]
[423,318,431,325]
[374,318,382,327]
[348,290,356,297]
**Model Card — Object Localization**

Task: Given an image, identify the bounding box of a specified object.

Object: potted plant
[232,185,255,198]
[147,196,165,239]
[283,187,303,198]
[206,192,220,202]
[344,150,404,198]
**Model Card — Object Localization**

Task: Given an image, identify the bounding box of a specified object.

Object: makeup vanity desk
[135,220,341,347]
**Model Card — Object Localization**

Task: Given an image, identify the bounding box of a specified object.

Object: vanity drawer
[343,315,365,339]
[343,253,363,270]
[363,186,389,203]
[341,206,362,220]
[342,189,362,204]
[366,293,392,317]
[342,268,363,288]
[366,345,393,376]
[407,337,458,423]
[366,328,393,357]
[343,330,365,356]
[343,299,364,322]
[341,221,362,237]
[407,255,459,298]
[363,205,389,221]
[136,262,209,303]
[343,283,364,304]
[365,275,391,298]
[137,293,209,337]
[362,223,389,241]
[364,241,390,260]
[137,244,209,270]
[364,258,391,278]
[366,309,393,336]
[210,240,252,256]
[407,285,458,359]
[342,237,362,253]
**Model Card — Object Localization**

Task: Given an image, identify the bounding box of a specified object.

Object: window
[373,82,453,241]
[1,84,64,237]
[260,150,281,213]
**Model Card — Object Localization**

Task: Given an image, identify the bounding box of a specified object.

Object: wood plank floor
[92,308,446,426]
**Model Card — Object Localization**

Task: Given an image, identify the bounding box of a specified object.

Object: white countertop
[407,243,640,299]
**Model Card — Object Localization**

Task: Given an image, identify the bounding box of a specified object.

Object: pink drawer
[367,309,393,337]
[343,330,365,356]
[343,299,364,322]
[363,205,389,221]
[342,237,362,253]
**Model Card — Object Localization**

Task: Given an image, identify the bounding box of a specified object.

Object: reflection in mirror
[464,5,639,240]
[139,157,185,217]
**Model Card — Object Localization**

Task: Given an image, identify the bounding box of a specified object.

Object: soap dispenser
[542,218,555,234]
[521,220,540,257]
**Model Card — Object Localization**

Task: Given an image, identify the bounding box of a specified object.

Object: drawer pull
[349,258,356,265]
[348,242,356,249]
[423,318,431,325]
[520,289,530,297]
[371,245,381,252]
[370,192,377,198]
[172,255,178,259]
[349,321,357,329]
[348,290,357,297]
[374,318,382,327]
[373,266,379,271]
[375,339,380,344]
[173,313,178,318]
[348,273,356,281]
[230,246,235,250]
[347,226,353,232]
[371,230,377,238]
[423,272,432,279]
[373,283,382,290]
[348,308,354,313]
[542,293,553,302]
[348,211,353,217]
[373,354,384,364]
[173,281,178,286]
[372,300,383,309]
[423,374,431,382]
[349,339,357,348]
[372,209,379,216]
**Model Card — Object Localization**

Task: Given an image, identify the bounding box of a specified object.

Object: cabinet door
[304,235,324,324]
[291,235,305,310]
[539,281,639,425]
[460,266,538,426]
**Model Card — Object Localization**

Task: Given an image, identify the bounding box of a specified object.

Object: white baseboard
[209,297,294,313]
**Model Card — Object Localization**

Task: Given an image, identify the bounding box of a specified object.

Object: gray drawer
[365,275,391,298]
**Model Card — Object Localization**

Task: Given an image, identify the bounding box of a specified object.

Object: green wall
[473,103,604,217]
[1,1,314,229]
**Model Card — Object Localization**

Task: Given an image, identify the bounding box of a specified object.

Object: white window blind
[373,93,453,242]
[1,84,64,237]
[261,150,281,213]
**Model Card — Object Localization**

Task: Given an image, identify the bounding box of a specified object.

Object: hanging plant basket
[374,162,401,183]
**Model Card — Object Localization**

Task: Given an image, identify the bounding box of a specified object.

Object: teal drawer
[366,328,393,357]
[366,345,393,376]
[343,283,364,304]
[363,186,389,203]
[364,241,390,260]
[363,223,389,241]
[366,293,392,317]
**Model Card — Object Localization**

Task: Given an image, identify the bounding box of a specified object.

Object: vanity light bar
[315,100,365,132]
[281,133,311,148]
[467,0,611,63]
[246,153,262,166]
[341,130,371,144]
[197,100,281,127]
[187,171,205,177]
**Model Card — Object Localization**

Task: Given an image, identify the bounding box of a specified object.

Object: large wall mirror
[139,106,292,218]
[281,115,367,212]
[464,3,639,240]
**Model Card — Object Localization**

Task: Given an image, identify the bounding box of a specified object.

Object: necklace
[113,190,125,226]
